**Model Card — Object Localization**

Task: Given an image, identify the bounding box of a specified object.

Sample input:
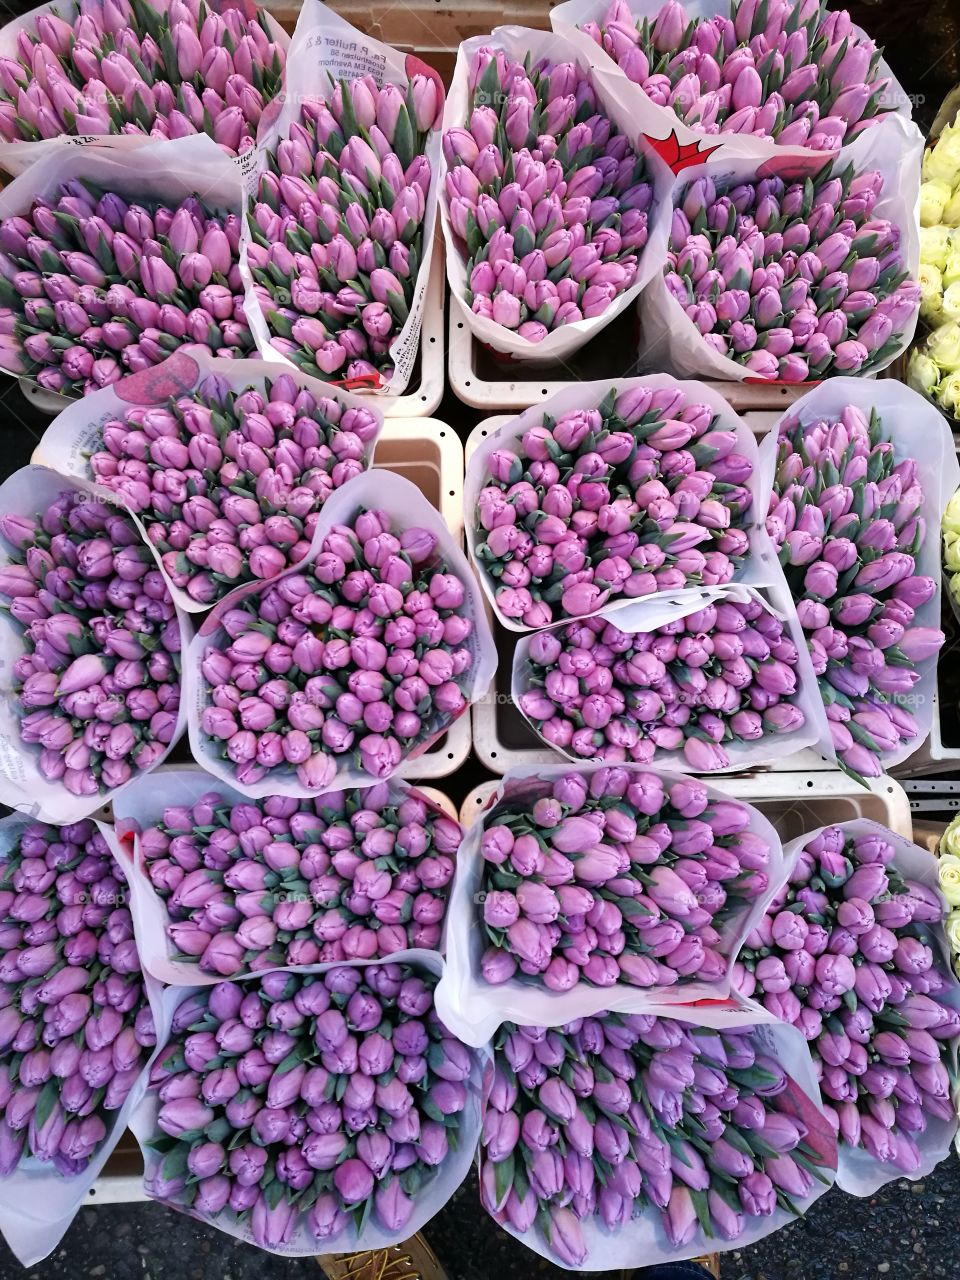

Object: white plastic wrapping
[464,375,771,633]
[0,812,164,1267]
[758,377,960,774]
[31,349,385,615]
[0,465,192,824]
[127,953,488,1255]
[778,818,960,1196]
[241,0,444,397]
[0,133,248,397]
[511,581,833,770]
[638,114,923,382]
[552,0,916,167]
[0,0,290,181]
[482,995,837,1272]
[107,764,459,986]
[440,25,675,364]
[435,761,785,1047]
[187,470,497,798]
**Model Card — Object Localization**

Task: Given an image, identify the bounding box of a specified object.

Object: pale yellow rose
[910,351,941,398]
[943,188,960,228]
[927,320,960,372]
[938,851,960,905]
[944,529,960,571]
[924,126,960,186]
[919,262,945,322]
[944,250,960,288]
[944,282,960,324]
[921,179,953,226]
[921,225,953,269]
[943,814,960,855]
[938,371,960,414]
[946,910,960,955]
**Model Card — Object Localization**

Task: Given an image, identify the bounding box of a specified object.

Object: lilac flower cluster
[0,485,182,801]
[146,965,473,1248]
[667,166,919,381]
[478,770,771,991]
[87,372,380,606]
[582,0,894,150]
[0,184,251,396]
[480,1011,834,1267]
[139,783,462,975]
[249,74,437,384]
[444,48,653,339]
[736,825,960,1175]
[0,819,156,1178]
[517,595,807,770]
[474,386,754,628]
[767,404,942,778]
[199,504,475,790]
[0,0,285,155]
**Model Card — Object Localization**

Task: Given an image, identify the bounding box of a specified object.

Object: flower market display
[662,160,920,381]
[479,1010,836,1266]
[0,0,286,158]
[513,588,815,769]
[0,818,156,1178]
[78,370,382,608]
[248,71,438,386]
[125,773,462,979]
[766,394,950,779]
[0,170,251,396]
[138,963,480,1250]
[0,471,184,811]
[442,42,656,348]
[472,768,775,993]
[736,823,960,1187]
[469,382,757,630]
[571,0,898,150]
[0,0,954,1272]
[193,475,492,795]
[909,114,960,417]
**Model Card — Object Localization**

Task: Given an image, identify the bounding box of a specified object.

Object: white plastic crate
[458,772,914,841]
[13,232,445,420]
[448,308,804,418]
[465,417,831,776]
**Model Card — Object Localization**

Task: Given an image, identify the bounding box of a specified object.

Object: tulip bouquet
[441,30,669,359]
[561,0,903,152]
[113,767,462,982]
[467,379,760,631]
[436,765,781,1046]
[735,821,960,1192]
[0,137,251,398]
[649,143,921,383]
[245,0,441,393]
[478,1008,836,1268]
[190,472,495,798]
[38,353,383,611]
[0,814,157,1258]
[513,585,822,771]
[764,384,958,778]
[908,115,960,418]
[0,0,287,166]
[133,963,482,1253]
[0,467,185,821]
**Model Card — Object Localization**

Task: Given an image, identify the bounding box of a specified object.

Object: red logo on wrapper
[642,130,722,174]
[756,153,832,182]
[331,372,383,391]
[115,353,200,405]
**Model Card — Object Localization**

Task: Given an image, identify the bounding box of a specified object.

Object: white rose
[920,179,953,226]
[921,225,953,269]
[909,351,941,397]
[943,281,960,324]
[939,851,960,905]
[919,262,944,322]
[924,126,960,186]
[938,370,960,415]
[946,909,960,955]
[943,189,960,228]
[944,250,960,288]
[927,320,960,372]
